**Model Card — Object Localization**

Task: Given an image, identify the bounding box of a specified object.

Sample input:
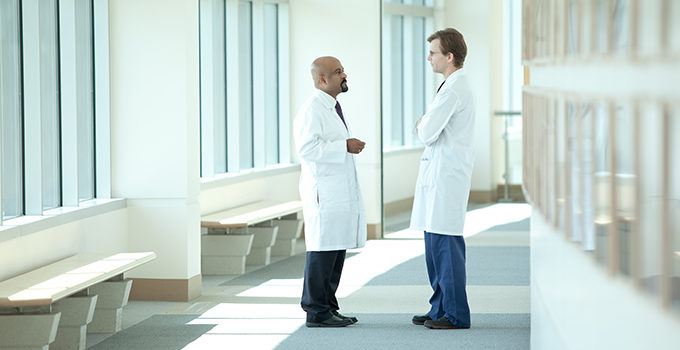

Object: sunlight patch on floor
[183,303,306,350]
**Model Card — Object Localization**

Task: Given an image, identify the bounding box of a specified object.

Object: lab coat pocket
[316,175,350,210]
[417,148,436,187]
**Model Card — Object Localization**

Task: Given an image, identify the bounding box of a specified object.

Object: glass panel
[593,102,612,265]
[580,0,593,57]
[593,0,609,55]
[40,0,61,210]
[390,15,404,147]
[639,101,663,297]
[581,102,595,251]
[610,0,631,55]
[669,104,680,313]
[668,0,680,54]
[567,101,583,243]
[412,16,425,129]
[263,3,279,166]
[199,0,227,176]
[636,0,662,58]
[555,99,567,230]
[76,0,95,201]
[614,102,635,275]
[237,1,253,170]
[566,0,579,56]
[0,0,23,219]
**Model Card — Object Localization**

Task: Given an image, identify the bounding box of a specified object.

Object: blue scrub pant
[424,232,471,327]
[301,250,346,322]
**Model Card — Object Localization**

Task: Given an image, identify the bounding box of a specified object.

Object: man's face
[427,39,451,74]
[324,59,348,95]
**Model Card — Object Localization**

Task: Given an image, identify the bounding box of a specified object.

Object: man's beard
[340,80,349,92]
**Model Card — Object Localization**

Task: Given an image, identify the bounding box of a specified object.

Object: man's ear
[319,74,327,86]
[447,52,455,66]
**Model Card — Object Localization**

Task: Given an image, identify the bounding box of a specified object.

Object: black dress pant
[301,250,346,322]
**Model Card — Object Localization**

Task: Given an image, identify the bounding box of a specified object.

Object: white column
[108,0,201,297]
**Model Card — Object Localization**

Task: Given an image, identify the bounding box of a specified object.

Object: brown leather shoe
[305,315,353,328]
[412,314,432,325]
[424,316,470,329]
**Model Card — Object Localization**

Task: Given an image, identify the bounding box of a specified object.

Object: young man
[294,56,366,328]
[410,28,475,330]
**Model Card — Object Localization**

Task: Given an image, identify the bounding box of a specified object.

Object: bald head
[310,56,348,97]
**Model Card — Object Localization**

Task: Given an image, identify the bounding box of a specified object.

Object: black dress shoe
[306,315,353,328]
[412,314,432,325]
[332,310,358,324]
[423,316,470,330]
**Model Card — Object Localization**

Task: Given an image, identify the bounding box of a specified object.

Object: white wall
[383,149,421,204]
[289,0,382,224]
[0,208,128,280]
[200,169,301,215]
[442,0,502,192]
[531,210,680,349]
[109,0,201,279]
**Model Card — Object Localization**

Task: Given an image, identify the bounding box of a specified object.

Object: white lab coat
[410,68,475,236]
[294,89,367,251]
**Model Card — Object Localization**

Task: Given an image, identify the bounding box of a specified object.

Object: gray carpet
[275,313,530,350]
[366,247,529,286]
[89,315,211,350]
[90,313,529,350]
[221,253,359,286]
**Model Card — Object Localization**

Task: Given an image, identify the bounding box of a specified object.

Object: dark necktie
[334,101,348,129]
[437,81,446,93]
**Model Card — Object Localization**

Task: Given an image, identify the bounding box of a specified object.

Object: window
[199,0,290,177]
[382,0,434,150]
[0,0,23,219]
[0,0,107,223]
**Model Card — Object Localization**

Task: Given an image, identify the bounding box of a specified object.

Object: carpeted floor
[87,203,531,350]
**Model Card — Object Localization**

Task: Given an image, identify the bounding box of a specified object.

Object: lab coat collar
[443,67,465,86]
[314,89,337,110]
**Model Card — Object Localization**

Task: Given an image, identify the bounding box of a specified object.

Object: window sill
[200,163,301,190]
[0,198,127,243]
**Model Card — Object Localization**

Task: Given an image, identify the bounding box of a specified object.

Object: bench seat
[0,252,156,350]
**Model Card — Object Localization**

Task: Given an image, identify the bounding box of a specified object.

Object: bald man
[293,56,367,328]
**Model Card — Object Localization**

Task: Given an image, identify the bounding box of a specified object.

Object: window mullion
[59,0,80,207]
[21,0,44,215]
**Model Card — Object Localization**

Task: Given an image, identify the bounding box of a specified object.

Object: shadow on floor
[89,315,210,350]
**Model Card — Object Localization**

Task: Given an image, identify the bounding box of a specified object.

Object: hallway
[88,203,530,349]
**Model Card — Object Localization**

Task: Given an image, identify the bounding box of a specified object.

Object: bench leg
[0,312,61,349]
[51,294,98,350]
[201,233,254,275]
[271,219,303,256]
[87,279,133,333]
[239,226,278,266]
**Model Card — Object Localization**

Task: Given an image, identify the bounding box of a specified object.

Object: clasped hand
[346,138,366,154]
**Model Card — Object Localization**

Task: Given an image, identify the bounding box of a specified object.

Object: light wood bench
[0,252,156,350]
[201,201,303,275]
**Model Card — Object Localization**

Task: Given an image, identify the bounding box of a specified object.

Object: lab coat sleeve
[295,110,347,164]
[416,88,461,145]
